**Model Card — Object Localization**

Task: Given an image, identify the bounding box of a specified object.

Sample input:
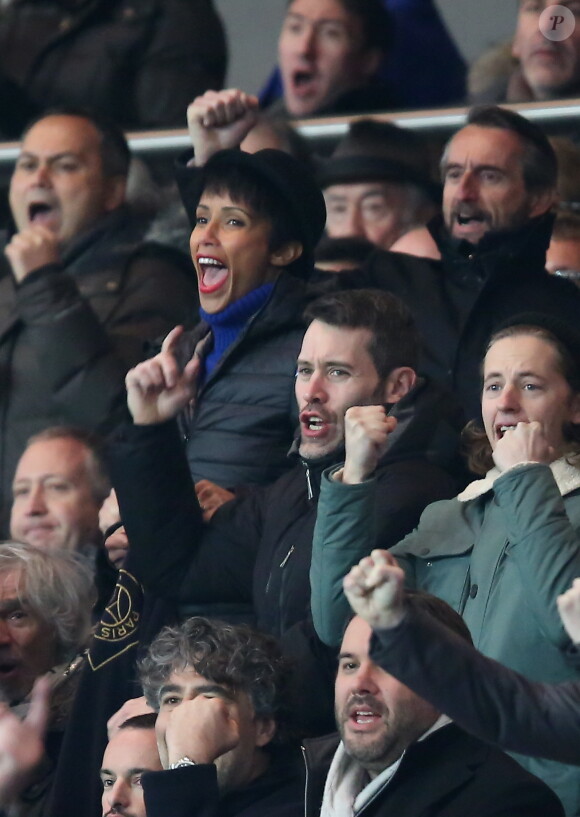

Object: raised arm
[344,549,580,766]
[186,88,259,167]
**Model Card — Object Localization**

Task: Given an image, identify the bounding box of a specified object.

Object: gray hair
[138,617,293,744]
[25,426,111,506]
[0,541,95,662]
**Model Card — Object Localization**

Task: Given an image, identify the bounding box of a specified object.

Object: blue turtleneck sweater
[199,282,275,378]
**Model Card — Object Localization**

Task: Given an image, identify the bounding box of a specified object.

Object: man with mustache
[301,607,564,817]
[355,105,580,423]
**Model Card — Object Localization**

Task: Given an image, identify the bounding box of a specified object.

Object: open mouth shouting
[290,67,318,99]
[299,409,333,439]
[451,207,489,241]
[345,696,384,732]
[27,199,60,231]
[197,255,229,294]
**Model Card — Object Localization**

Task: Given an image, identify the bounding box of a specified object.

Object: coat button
[469,584,478,598]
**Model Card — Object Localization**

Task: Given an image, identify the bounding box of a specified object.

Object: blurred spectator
[10,428,109,557]
[0,0,227,135]
[260,0,466,110]
[317,119,440,250]
[0,542,94,816]
[100,713,161,817]
[314,236,375,272]
[0,110,197,531]
[274,0,396,118]
[469,0,580,104]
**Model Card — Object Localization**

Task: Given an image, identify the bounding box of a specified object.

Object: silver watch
[169,756,197,769]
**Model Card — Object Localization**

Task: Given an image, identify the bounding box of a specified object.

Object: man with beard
[109,289,462,734]
[301,609,564,817]
[353,105,580,423]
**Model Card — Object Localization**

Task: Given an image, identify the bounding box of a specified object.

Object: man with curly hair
[135,617,303,817]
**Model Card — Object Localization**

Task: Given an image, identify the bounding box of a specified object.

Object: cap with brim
[493,312,580,366]
[181,148,327,261]
[316,155,441,204]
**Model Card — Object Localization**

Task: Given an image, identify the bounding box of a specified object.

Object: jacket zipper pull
[280,545,295,568]
[306,465,313,500]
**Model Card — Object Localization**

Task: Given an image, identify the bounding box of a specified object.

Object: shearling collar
[457,456,580,502]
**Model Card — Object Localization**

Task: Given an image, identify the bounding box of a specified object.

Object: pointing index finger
[161,325,184,355]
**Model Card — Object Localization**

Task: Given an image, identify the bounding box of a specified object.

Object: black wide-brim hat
[315,154,442,205]
[182,148,327,260]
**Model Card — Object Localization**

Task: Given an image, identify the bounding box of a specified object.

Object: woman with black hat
[130,89,326,499]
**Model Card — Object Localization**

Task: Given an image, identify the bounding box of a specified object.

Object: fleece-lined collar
[457,457,580,502]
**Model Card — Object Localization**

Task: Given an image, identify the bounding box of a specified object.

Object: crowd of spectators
[0,2,579,817]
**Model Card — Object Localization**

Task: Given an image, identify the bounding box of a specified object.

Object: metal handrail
[0,98,578,163]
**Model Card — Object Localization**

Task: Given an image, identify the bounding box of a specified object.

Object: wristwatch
[169,757,197,769]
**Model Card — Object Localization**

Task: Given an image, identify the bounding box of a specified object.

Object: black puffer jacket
[176,272,309,489]
[351,213,580,423]
[0,0,226,134]
[0,206,197,529]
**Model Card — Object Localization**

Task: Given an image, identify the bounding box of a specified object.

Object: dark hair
[21,107,130,178]
[404,590,473,645]
[25,426,111,505]
[202,163,301,254]
[138,617,294,747]
[303,289,418,380]
[443,105,557,195]
[287,0,392,53]
[119,713,157,731]
[464,322,580,474]
[314,236,375,268]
